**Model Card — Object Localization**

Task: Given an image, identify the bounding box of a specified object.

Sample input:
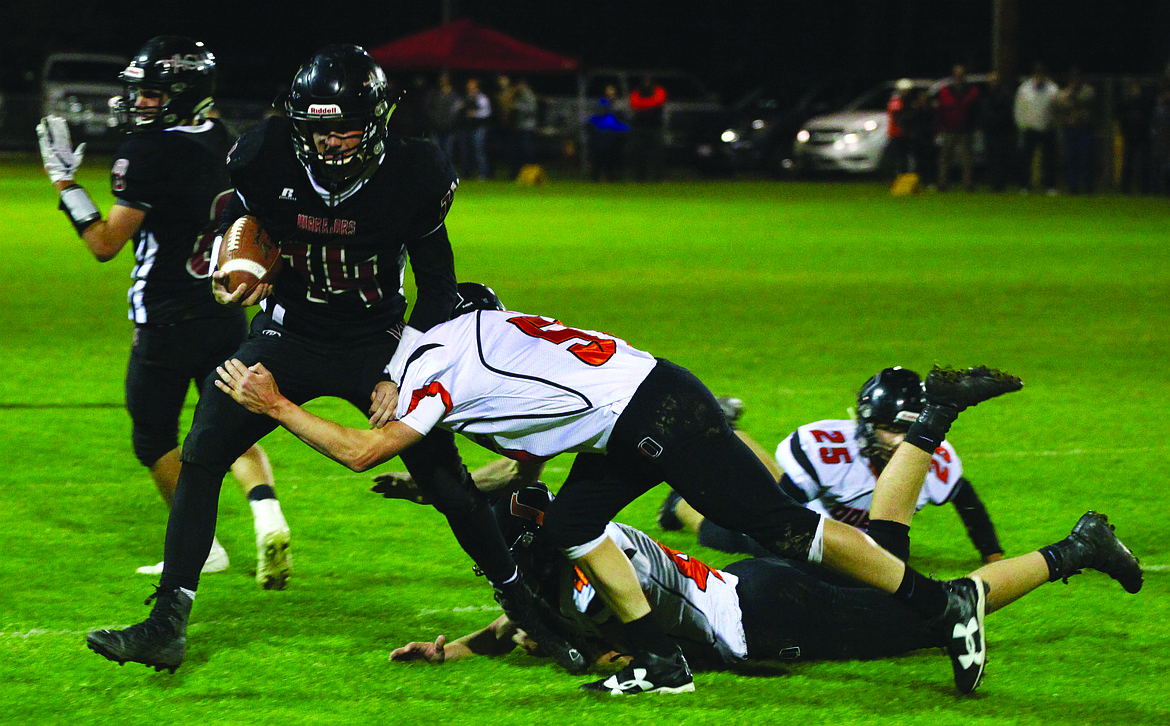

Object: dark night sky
[6,1,1169,100]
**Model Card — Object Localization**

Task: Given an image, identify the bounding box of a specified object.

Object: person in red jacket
[628,77,668,181]
[887,78,914,177]
[936,65,980,191]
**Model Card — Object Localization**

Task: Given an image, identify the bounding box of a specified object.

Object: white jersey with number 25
[774,418,963,528]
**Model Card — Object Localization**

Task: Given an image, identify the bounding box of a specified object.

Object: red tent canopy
[369,19,579,73]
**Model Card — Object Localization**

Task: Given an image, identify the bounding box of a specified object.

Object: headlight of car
[721,129,739,144]
[796,129,810,143]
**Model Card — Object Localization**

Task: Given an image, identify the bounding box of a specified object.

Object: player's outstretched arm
[215,359,422,471]
[390,615,519,664]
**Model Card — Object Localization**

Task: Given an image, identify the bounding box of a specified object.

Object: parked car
[40,52,128,149]
[692,80,866,177]
[791,75,988,176]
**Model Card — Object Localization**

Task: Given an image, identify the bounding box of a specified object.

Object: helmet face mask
[855,367,924,462]
[488,484,557,583]
[284,44,395,193]
[113,36,216,132]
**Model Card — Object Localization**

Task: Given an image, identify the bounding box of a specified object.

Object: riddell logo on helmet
[308,104,343,116]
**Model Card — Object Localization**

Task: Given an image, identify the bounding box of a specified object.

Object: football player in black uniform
[36,36,289,583]
[85,44,584,677]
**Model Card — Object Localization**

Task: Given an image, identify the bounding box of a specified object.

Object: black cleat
[580,649,695,695]
[923,366,1023,411]
[657,489,684,531]
[494,579,589,675]
[1067,511,1143,593]
[935,575,988,695]
[86,587,192,673]
[716,396,744,429]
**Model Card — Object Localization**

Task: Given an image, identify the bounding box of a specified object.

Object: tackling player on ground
[212,282,1026,694]
[388,479,1140,685]
[36,36,288,583]
[85,47,582,677]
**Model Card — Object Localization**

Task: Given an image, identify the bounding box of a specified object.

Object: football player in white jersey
[661,367,1004,564]
[386,478,1140,682]
[214,283,1024,695]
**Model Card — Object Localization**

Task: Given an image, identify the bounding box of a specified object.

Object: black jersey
[226,118,460,343]
[111,119,236,325]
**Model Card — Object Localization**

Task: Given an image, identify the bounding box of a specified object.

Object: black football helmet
[113,36,216,132]
[452,282,504,318]
[855,367,925,461]
[284,44,395,193]
[488,483,558,582]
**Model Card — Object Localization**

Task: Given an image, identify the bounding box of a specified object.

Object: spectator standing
[628,76,667,181]
[978,72,1017,192]
[509,77,539,177]
[1055,68,1097,194]
[935,65,980,191]
[490,74,516,178]
[588,84,631,182]
[1117,81,1154,195]
[424,73,463,161]
[459,77,492,180]
[1015,62,1061,194]
[902,88,938,188]
[887,78,914,176]
[1151,80,1170,194]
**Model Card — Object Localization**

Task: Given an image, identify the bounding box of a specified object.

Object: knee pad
[132,424,180,469]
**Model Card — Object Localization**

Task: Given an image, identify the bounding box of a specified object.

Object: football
[218,215,282,295]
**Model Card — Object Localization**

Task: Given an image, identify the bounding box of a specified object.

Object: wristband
[903,402,958,454]
[58,184,102,235]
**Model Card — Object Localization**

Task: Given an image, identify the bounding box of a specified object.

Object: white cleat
[252,498,291,590]
[136,537,230,575]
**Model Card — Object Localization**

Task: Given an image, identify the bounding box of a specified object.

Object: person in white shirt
[1015,62,1062,193]
[215,283,1023,695]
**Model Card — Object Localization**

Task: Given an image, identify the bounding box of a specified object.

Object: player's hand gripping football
[215,359,283,416]
[36,116,86,184]
[211,270,273,308]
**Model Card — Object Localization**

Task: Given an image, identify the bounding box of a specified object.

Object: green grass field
[2,155,1168,725]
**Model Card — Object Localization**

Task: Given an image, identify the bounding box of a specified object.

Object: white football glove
[36,116,86,183]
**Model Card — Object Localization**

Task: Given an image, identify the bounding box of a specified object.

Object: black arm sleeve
[950,477,1004,558]
[404,222,458,332]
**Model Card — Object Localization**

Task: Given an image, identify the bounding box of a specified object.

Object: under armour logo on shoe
[602,668,654,694]
[953,617,985,669]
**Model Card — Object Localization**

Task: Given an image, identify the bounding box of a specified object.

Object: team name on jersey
[297,214,357,236]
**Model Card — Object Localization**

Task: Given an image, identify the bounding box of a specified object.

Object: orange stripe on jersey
[572,565,590,593]
[654,541,725,591]
[406,381,453,416]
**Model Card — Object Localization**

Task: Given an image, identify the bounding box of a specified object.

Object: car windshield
[845,84,899,113]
